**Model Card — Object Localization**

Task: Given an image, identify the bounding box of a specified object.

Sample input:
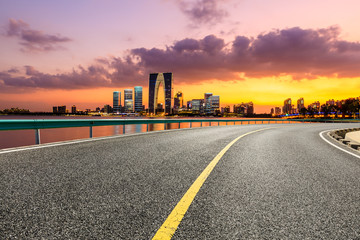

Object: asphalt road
[0,123,359,239]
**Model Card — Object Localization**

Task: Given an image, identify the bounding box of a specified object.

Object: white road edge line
[319,130,360,159]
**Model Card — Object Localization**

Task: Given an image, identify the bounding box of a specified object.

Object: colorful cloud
[4,19,72,53]
[1,26,360,92]
[175,0,229,25]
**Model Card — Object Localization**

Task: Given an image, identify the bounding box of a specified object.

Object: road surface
[1,123,359,239]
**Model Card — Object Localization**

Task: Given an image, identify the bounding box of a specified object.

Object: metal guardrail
[0,118,359,145]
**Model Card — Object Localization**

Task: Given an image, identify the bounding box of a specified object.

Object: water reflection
[0,118,293,150]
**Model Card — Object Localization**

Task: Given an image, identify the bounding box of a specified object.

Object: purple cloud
[7,68,19,73]
[2,26,360,91]
[246,26,360,78]
[0,57,145,92]
[4,19,72,52]
[176,0,228,25]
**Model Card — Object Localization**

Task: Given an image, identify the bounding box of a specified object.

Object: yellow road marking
[152,127,274,239]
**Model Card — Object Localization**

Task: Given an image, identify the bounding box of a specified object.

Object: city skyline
[47,87,360,117]
[1,0,360,113]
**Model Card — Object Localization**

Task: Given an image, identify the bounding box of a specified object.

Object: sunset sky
[1,0,360,113]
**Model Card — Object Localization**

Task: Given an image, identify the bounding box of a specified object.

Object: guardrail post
[146,124,149,132]
[210,122,211,126]
[226,121,228,125]
[218,122,219,126]
[178,122,181,129]
[200,122,202,127]
[89,126,93,138]
[123,124,125,134]
[234,121,235,125]
[35,129,40,144]
[164,123,166,130]
[190,122,192,128]
[241,121,242,125]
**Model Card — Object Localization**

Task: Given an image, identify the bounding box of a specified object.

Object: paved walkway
[345,130,360,143]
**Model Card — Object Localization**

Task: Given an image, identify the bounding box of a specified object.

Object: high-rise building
[191,99,204,112]
[209,95,220,114]
[104,104,112,113]
[134,86,143,112]
[148,73,173,115]
[275,107,282,115]
[174,91,184,109]
[283,98,292,114]
[124,89,133,112]
[187,100,192,110]
[233,104,244,114]
[71,105,77,114]
[124,89,133,100]
[53,106,58,114]
[308,101,320,111]
[113,91,121,113]
[204,93,213,114]
[233,102,253,116]
[246,102,254,115]
[297,98,305,112]
[58,106,66,114]
[222,106,230,114]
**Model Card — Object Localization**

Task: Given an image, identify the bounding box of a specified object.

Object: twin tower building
[113,72,173,115]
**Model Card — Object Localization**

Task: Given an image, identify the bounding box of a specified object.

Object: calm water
[0,115,281,150]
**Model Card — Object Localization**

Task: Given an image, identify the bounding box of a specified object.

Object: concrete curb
[329,128,360,150]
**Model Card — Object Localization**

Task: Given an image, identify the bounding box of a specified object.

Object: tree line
[299,98,359,118]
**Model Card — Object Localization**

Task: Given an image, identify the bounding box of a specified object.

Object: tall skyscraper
[113,91,121,113]
[134,86,143,112]
[246,102,254,115]
[283,98,292,114]
[275,107,282,115]
[148,72,173,115]
[124,89,133,113]
[297,98,305,112]
[174,91,183,109]
[71,105,77,114]
[204,93,213,114]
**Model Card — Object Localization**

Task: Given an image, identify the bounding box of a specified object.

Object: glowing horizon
[1,0,360,113]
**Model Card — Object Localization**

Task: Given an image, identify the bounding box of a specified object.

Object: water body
[0,115,259,150]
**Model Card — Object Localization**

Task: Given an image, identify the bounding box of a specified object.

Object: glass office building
[134,86,143,112]
[113,91,121,113]
[124,89,133,112]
